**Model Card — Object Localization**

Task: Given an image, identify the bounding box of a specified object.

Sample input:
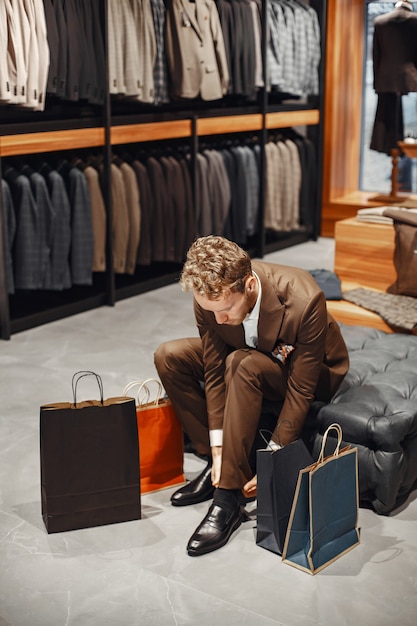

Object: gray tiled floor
[1,237,416,626]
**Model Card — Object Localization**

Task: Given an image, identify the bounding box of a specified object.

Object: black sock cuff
[213,488,240,508]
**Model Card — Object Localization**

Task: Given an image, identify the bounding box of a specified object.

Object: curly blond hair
[180,236,252,299]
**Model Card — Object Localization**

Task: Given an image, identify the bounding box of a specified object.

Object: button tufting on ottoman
[312,324,417,514]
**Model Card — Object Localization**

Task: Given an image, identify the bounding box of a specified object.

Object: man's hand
[242,475,257,498]
[211,446,222,487]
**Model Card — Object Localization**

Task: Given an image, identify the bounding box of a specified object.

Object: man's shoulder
[253,259,310,279]
[253,260,321,298]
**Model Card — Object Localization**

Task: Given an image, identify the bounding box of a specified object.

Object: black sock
[213,487,240,510]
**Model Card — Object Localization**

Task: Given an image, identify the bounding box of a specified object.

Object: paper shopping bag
[256,437,313,555]
[123,379,185,494]
[40,371,141,534]
[282,423,360,574]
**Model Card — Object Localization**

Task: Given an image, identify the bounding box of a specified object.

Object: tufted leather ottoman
[311,324,417,514]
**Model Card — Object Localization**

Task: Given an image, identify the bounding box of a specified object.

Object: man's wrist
[268,439,282,451]
[209,429,223,447]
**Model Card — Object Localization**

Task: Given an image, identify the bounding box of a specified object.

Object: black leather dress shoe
[187,500,246,556]
[170,463,214,507]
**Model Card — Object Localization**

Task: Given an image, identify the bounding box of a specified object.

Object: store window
[360,1,417,193]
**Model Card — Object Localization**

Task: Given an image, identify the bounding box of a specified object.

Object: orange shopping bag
[123,379,185,494]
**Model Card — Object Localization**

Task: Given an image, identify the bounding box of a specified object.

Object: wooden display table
[328,217,397,333]
[334,218,396,291]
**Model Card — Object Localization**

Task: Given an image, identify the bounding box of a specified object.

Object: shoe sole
[186,511,244,557]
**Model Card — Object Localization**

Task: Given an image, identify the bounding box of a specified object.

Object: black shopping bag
[256,436,313,555]
[40,371,141,533]
[282,423,360,574]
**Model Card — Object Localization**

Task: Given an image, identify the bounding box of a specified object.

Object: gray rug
[343,287,417,333]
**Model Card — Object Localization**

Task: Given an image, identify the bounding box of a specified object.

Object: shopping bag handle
[259,419,293,449]
[72,371,104,407]
[122,378,164,406]
[317,422,343,464]
[122,380,151,405]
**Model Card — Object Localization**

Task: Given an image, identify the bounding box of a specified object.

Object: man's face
[194,276,258,326]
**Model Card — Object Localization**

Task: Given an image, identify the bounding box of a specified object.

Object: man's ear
[246,275,257,293]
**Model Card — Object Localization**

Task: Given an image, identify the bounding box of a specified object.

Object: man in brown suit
[154,236,349,556]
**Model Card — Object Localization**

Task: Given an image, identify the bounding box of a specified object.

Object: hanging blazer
[0,0,11,102]
[4,167,41,290]
[373,6,417,94]
[165,0,229,100]
[118,160,141,275]
[82,164,106,273]
[1,180,16,294]
[133,160,153,266]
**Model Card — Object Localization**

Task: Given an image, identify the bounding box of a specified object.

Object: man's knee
[225,349,257,380]
[154,340,178,373]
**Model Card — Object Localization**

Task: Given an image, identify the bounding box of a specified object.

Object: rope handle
[72,371,104,407]
[259,419,294,450]
[122,378,164,406]
[317,422,343,464]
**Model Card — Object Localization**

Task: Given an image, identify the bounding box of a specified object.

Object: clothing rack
[0,0,326,340]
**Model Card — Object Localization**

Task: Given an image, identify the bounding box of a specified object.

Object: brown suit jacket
[194,260,349,437]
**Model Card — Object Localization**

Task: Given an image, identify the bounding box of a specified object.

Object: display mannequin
[371,1,417,154]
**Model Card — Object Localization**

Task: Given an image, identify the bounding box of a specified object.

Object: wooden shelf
[110,120,192,145]
[0,127,105,156]
[0,108,321,155]
[266,109,319,129]
[196,114,263,136]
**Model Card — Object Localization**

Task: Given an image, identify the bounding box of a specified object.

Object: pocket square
[272,343,295,364]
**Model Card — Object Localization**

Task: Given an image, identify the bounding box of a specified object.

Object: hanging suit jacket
[146,156,168,262]
[203,149,231,235]
[165,0,229,100]
[195,153,212,235]
[0,0,11,102]
[373,6,417,95]
[108,162,130,273]
[21,165,55,288]
[264,141,283,231]
[133,160,153,266]
[58,161,94,285]
[1,180,16,294]
[132,0,156,103]
[167,155,189,262]
[39,164,72,290]
[82,163,106,273]
[160,155,182,263]
[179,156,196,256]
[117,159,141,274]
[4,166,42,290]
[151,0,170,104]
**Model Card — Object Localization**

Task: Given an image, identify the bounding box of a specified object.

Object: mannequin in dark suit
[154,236,349,556]
[371,1,417,154]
